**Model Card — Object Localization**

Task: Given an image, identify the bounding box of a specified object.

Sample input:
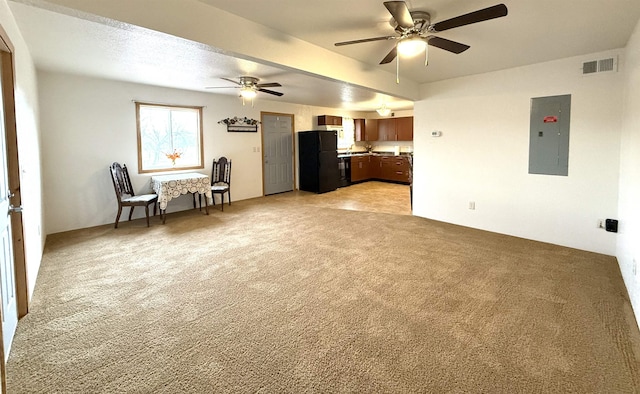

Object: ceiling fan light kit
[239,87,257,107]
[240,87,257,99]
[397,36,426,57]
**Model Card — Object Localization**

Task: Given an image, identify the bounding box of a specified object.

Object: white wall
[38,71,365,234]
[617,19,640,324]
[1,0,45,299]
[413,49,624,255]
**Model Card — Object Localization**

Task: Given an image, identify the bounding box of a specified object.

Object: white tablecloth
[151,172,212,210]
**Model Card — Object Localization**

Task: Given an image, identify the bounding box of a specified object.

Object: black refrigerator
[298,130,339,193]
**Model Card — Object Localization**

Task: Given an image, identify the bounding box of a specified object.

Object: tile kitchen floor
[271,181,412,216]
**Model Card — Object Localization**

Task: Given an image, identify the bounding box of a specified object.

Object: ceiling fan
[335,1,508,75]
[206,76,283,104]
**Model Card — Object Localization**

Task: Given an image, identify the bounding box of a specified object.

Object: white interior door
[262,113,294,195]
[0,53,17,360]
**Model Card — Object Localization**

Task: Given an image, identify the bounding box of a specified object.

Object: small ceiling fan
[206,76,283,104]
[335,1,508,75]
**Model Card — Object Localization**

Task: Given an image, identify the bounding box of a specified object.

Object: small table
[151,172,212,224]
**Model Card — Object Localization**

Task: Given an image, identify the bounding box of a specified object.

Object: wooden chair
[109,162,158,228]
[211,157,232,211]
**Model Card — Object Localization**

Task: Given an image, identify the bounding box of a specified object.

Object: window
[136,102,204,173]
[337,116,355,149]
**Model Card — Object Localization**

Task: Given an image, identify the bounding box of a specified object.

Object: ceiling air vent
[582,56,618,75]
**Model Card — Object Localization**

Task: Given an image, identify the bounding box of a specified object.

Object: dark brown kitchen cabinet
[349,155,410,184]
[377,156,410,183]
[389,156,410,182]
[317,115,342,126]
[355,116,414,141]
[377,118,396,141]
[354,119,365,141]
[395,117,413,141]
[370,156,382,178]
[355,118,378,142]
[374,116,413,141]
[351,155,370,182]
[365,119,378,141]
[380,156,395,179]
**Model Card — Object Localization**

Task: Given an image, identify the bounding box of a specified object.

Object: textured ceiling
[9,1,410,111]
[8,0,640,112]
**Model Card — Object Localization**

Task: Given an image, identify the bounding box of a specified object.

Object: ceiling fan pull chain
[396,52,400,84]
[425,43,429,67]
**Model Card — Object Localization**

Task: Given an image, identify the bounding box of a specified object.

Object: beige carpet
[6,186,640,393]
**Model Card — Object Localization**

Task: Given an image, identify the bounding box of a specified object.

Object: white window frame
[136,102,204,173]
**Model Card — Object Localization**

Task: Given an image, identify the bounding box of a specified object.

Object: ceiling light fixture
[393,35,429,84]
[240,87,257,99]
[397,36,426,57]
[239,86,257,106]
[376,103,391,117]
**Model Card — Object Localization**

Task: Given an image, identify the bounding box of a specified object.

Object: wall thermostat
[431,131,442,137]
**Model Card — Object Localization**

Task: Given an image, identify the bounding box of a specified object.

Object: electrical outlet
[634,258,637,276]
[597,219,604,229]
[468,201,475,210]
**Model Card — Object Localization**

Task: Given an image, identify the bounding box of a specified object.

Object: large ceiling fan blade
[379,46,398,65]
[256,82,281,88]
[335,36,395,46]
[258,88,283,97]
[220,77,241,85]
[427,36,470,54]
[384,1,414,29]
[430,4,508,32]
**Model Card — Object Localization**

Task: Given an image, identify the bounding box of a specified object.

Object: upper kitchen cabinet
[396,117,413,141]
[377,118,396,141]
[317,115,342,126]
[365,119,378,141]
[355,119,365,141]
[377,116,413,141]
[355,118,379,142]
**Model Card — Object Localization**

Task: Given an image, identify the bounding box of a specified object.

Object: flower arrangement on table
[218,117,260,126]
[165,149,182,166]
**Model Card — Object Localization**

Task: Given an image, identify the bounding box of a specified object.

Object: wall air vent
[582,56,618,75]
[582,61,597,74]
[598,57,615,72]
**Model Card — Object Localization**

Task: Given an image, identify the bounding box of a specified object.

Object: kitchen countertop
[337,152,412,158]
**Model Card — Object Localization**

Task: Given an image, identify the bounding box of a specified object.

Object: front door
[261,113,294,195]
[0,53,17,360]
